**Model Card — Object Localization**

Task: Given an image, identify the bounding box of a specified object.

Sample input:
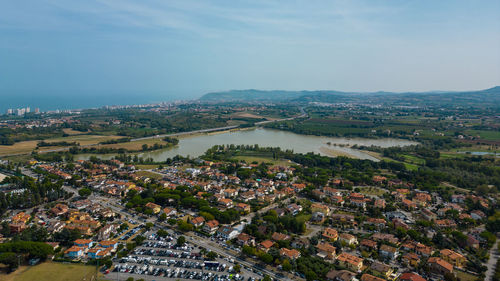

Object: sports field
[2,262,101,281]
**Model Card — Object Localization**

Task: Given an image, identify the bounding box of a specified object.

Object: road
[484,238,499,281]
[88,193,299,281]
[130,125,240,142]
[132,107,307,142]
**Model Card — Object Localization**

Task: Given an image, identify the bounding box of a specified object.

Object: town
[0,140,498,281]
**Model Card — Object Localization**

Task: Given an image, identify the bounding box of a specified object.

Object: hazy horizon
[1,0,499,107]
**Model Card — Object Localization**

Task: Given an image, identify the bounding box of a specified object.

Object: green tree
[282,259,292,271]
[206,251,217,260]
[177,236,186,246]
[159,213,167,221]
[259,253,273,264]
[145,222,154,231]
[234,263,241,273]
[78,188,91,197]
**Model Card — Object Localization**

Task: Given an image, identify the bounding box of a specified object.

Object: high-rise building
[26,107,30,113]
[6,109,13,115]
[16,108,25,116]
[35,108,40,114]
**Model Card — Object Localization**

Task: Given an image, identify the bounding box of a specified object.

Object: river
[74,128,418,162]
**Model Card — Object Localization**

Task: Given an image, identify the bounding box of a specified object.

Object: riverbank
[74,128,417,162]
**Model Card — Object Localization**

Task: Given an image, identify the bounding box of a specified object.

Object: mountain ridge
[199,86,500,106]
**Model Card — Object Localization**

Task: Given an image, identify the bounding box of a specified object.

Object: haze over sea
[0,91,198,113]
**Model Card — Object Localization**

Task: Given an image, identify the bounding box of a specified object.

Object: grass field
[455,270,479,281]
[400,154,425,165]
[296,214,312,224]
[363,151,420,171]
[135,170,163,180]
[135,164,162,169]
[2,262,101,281]
[232,155,292,166]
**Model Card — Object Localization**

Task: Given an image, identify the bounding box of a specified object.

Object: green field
[455,270,479,281]
[232,155,292,166]
[400,154,426,165]
[464,129,500,141]
[5,262,101,281]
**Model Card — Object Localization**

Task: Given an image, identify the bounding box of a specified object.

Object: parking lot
[110,231,262,281]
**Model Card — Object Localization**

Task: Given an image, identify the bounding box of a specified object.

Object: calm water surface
[75,128,418,162]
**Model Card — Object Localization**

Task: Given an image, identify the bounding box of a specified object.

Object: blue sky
[1,0,499,102]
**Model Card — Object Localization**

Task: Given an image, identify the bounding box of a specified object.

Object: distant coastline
[0,92,197,113]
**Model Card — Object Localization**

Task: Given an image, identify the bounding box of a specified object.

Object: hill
[199,87,500,107]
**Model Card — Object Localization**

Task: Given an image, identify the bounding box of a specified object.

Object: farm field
[464,129,500,141]
[62,128,87,135]
[0,135,122,156]
[0,140,38,156]
[45,134,121,146]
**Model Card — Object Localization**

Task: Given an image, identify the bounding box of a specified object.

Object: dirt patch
[319,147,359,158]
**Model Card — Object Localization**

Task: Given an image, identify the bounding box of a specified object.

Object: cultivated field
[45,135,122,146]
[0,135,122,156]
[0,141,38,156]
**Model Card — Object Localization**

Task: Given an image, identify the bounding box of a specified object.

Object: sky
[1,0,499,107]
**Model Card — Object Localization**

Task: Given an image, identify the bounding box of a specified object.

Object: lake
[75,128,417,162]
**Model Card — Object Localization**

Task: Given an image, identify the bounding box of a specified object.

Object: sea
[0,91,199,113]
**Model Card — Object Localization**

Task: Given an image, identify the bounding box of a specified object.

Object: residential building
[428,257,454,275]
[279,248,301,260]
[216,226,239,240]
[190,216,205,227]
[379,244,398,260]
[339,233,357,245]
[64,246,84,259]
[323,228,339,241]
[440,249,466,268]
[399,273,426,281]
[259,240,274,252]
[236,233,255,246]
[316,242,336,260]
[326,270,356,281]
[361,274,385,281]
[145,202,161,214]
[336,252,363,272]
[369,261,393,279]
[203,220,219,235]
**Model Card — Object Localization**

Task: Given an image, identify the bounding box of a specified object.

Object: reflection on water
[75,128,418,162]
[458,151,500,156]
